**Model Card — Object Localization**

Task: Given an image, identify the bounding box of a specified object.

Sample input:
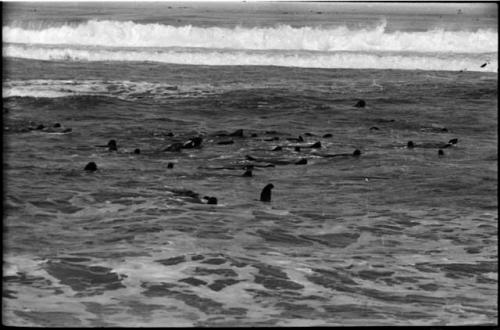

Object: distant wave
[2,79,243,100]
[3,20,498,53]
[3,43,497,72]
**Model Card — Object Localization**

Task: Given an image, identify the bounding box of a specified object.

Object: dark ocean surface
[3,2,498,326]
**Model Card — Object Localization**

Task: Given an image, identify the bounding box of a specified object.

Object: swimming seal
[164,142,183,152]
[407,141,415,149]
[323,133,332,138]
[272,146,282,151]
[243,169,253,177]
[352,149,361,157]
[133,148,140,154]
[354,99,366,108]
[167,162,174,169]
[438,149,444,156]
[203,196,218,205]
[295,146,301,152]
[260,183,274,202]
[107,139,117,151]
[183,136,203,149]
[295,158,308,165]
[228,129,244,137]
[448,138,458,145]
[310,141,322,149]
[84,162,97,172]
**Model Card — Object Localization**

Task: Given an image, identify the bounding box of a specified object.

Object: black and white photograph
[2,0,498,326]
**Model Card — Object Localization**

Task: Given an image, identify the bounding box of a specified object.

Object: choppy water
[2,2,498,327]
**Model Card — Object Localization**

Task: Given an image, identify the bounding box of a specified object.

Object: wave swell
[3,20,497,53]
[3,44,497,72]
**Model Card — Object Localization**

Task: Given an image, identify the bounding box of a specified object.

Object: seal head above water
[260,183,274,202]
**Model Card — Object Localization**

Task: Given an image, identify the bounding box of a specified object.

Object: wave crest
[3,20,498,53]
[3,44,497,72]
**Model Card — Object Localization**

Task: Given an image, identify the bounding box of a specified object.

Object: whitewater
[3,20,498,72]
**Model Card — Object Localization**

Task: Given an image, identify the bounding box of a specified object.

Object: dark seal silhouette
[407,141,415,149]
[164,142,183,152]
[53,123,61,128]
[272,146,282,151]
[107,139,117,151]
[133,148,140,154]
[354,99,366,108]
[438,149,444,156]
[183,136,203,149]
[295,158,308,165]
[203,196,218,205]
[84,162,97,172]
[323,133,332,138]
[295,146,301,152]
[260,183,274,202]
[243,169,253,177]
[448,138,458,145]
[228,129,244,137]
[167,162,174,169]
[352,149,361,157]
[310,141,322,149]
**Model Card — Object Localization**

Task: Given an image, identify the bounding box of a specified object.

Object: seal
[295,158,308,165]
[407,141,415,149]
[272,146,282,151]
[352,149,361,157]
[260,183,274,202]
[354,99,366,108]
[323,133,332,138]
[228,129,244,137]
[164,142,183,152]
[310,141,322,149]
[107,139,117,151]
[84,162,97,172]
[167,162,174,169]
[203,196,218,205]
[438,149,444,156]
[133,148,141,154]
[183,136,203,149]
[448,138,458,145]
[242,168,253,177]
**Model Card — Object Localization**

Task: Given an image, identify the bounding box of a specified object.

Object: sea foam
[2,20,498,71]
[3,20,497,53]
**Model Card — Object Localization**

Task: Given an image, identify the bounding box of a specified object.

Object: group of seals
[407,138,458,155]
[84,127,363,204]
[27,121,73,134]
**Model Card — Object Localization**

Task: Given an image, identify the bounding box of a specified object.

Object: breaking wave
[2,20,497,71]
[3,20,497,53]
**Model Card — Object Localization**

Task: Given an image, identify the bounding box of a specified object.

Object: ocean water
[2,2,498,327]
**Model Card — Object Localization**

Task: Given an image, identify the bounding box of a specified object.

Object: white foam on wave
[2,79,228,100]
[3,44,497,72]
[3,19,498,53]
